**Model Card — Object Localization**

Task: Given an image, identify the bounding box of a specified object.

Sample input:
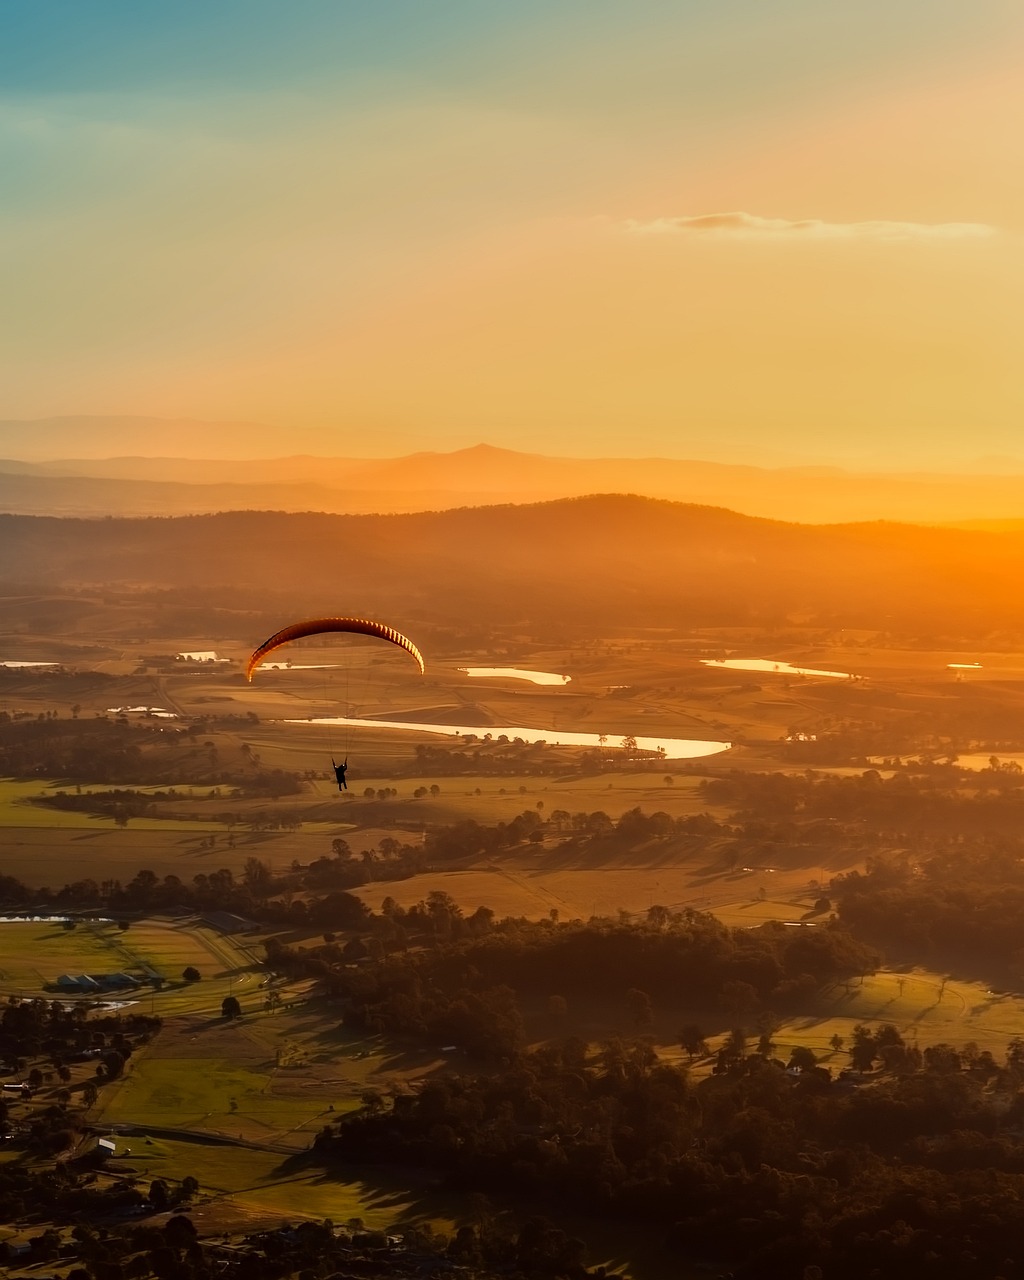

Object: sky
[2,0,1023,465]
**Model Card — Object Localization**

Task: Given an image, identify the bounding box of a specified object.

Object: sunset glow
[3,1,1023,465]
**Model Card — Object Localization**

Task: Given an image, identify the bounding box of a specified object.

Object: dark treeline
[833,847,1024,977]
[701,763,1024,839]
[406,740,669,778]
[1,1189,608,1280]
[316,1034,1024,1279]
[267,906,878,1060]
[0,709,277,788]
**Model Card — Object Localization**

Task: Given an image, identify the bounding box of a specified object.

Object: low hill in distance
[3,495,1023,640]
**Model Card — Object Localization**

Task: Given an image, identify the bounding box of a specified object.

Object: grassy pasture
[115,1135,417,1229]
[0,780,225,831]
[353,844,831,923]
[95,1003,459,1224]
[0,918,263,1013]
[0,765,736,886]
[638,969,1024,1073]
[0,921,122,995]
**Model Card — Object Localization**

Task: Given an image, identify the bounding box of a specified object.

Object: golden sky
[2,1,1022,464]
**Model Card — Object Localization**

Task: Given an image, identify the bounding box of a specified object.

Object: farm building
[201,911,257,934]
[53,972,141,992]
[55,974,101,992]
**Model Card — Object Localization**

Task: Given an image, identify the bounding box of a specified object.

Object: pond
[106,705,179,718]
[702,658,852,679]
[288,714,730,761]
[461,667,571,686]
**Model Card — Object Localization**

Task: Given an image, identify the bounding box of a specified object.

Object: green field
[0,918,265,1011]
[116,1135,418,1229]
[677,968,1024,1077]
[0,780,226,831]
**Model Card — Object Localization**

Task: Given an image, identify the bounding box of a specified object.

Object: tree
[221,995,242,1020]
[148,1179,170,1213]
[849,1024,877,1072]
[721,979,759,1016]
[679,1024,709,1060]
[182,967,201,983]
[625,987,653,1030]
[243,856,272,896]
[103,1049,126,1080]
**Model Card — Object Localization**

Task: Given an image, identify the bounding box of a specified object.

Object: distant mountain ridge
[3,436,1024,523]
[3,495,1023,639]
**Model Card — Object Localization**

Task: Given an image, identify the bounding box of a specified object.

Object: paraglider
[245,616,425,682]
[245,616,425,793]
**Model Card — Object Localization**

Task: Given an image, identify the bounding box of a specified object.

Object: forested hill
[2,496,1023,637]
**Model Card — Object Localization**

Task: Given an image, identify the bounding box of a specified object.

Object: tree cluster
[315,1033,1024,1279]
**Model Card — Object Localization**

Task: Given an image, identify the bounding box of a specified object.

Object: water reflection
[702,658,851,679]
[288,714,730,760]
[461,667,571,686]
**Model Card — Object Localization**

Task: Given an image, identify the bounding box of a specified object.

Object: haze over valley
[6,426,1024,524]
[5,2,1024,1277]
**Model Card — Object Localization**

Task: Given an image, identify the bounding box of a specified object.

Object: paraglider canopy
[245,617,425,682]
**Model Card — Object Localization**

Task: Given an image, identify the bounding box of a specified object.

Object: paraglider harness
[332,757,348,791]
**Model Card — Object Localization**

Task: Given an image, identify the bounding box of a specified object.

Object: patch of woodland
[266,904,878,1062]
[313,1033,1024,1279]
[832,844,1024,979]
[776,685,1024,763]
[0,709,284,788]
[701,762,1024,839]
[3,1204,608,1280]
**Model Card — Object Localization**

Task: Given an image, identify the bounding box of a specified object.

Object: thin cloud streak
[625,211,997,240]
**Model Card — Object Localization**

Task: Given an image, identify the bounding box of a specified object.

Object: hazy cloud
[625,212,996,240]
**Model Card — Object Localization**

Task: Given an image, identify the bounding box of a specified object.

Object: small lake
[106,706,179,718]
[702,658,852,679]
[289,714,730,760]
[461,667,571,686]
[176,651,229,662]
[0,660,59,668]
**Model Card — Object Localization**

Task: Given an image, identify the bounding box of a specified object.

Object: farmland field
[0,918,262,1010]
